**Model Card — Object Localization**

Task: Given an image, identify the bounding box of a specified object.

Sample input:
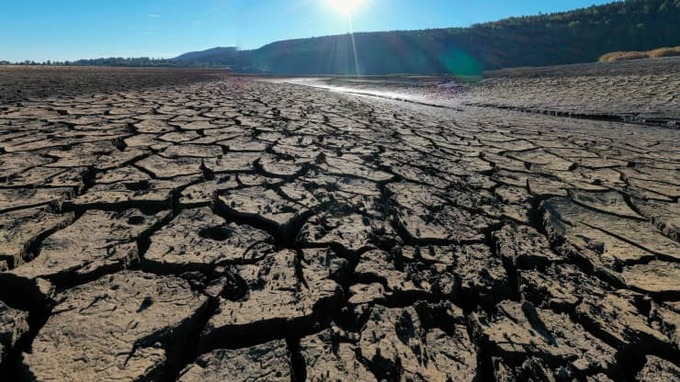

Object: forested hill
[21,0,680,74]
[210,0,680,75]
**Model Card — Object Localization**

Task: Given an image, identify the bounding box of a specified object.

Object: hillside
[176,0,680,75]
[175,47,240,66]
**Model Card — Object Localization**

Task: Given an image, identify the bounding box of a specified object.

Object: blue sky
[1,0,614,62]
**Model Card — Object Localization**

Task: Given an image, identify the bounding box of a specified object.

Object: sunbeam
[323,0,365,75]
[324,0,365,16]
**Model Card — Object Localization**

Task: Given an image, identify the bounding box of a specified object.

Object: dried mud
[1,63,679,381]
[467,57,680,127]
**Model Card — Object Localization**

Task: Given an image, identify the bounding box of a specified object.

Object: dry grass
[599,46,680,62]
[648,46,680,58]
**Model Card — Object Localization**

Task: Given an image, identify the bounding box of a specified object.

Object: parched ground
[465,57,680,126]
[0,63,679,381]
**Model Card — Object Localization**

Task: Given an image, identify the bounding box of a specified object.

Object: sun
[325,0,365,16]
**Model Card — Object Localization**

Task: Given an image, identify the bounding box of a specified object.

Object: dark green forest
[237,0,680,75]
[12,0,680,75]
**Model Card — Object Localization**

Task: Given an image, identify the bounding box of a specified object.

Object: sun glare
[325,0,365,16]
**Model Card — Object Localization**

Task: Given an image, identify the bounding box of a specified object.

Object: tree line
[3,0,679,74]
[236,0,680,75]
[1,57,228,68]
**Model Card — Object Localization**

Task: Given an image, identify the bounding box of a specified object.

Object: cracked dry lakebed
[1,61,680,381]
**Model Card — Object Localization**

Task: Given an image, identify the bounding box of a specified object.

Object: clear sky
[1,0,615,62]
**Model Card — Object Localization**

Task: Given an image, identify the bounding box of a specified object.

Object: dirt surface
[466,57,680,127]
[1,63,680,381]
[0,66,230,106]
[295,57,680,128]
